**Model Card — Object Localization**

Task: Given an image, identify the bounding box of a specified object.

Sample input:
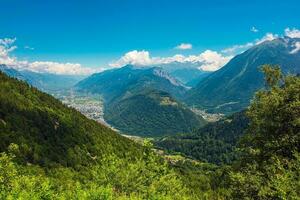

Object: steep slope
[186,37,300,114]
[75,65,187,102]
[0,71,141,167]
[0,71,200,199]
[104,89,206,136]
[0,64,84,92]
[155,111,249,164]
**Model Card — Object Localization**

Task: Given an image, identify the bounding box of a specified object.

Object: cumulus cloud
[197,50,233,71]
[255,33,278,44]
[284,28,300,38]
[290,42,300,54]
[0,38,16,47]
[109,50,153,67]
[251,27,259,33]
[0,38,100,75]
[0,38,18,66]
[110,28,299,71]
[175,43,192,50]
[109,50,232,71]
[3,27,299,75]
[24,61,98,75]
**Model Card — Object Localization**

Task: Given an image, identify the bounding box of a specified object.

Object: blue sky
[1,0,300,74]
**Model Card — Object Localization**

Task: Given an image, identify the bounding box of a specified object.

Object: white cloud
[109,50,153,67]
[3,27,299,75]
[197,50,233,71]
[0,47,17,66]
[175,43,192,50]
[25,61,98,75]
[0,38,99,75]
[110,28,299,71]
[24,45,34,50]
[222,42,254,54]
[109,50,232,71]
[290,42,300,54]
[284,28,300,38]
[255,33,278,44]
[0,38,16,47]
[251,27,259,33]
[0,38,17,66]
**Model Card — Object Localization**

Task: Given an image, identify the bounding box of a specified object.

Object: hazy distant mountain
[185,37,300,114]
[0,64,28,81]
[0,65,85,92]
[157,62,212,86]
[20,70,85,92]
[104,89,206,136]
[75,65,188,102]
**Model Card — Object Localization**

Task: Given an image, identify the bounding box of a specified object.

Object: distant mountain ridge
[75,65,188,103]
[156,62,212,86]
[185,37,300,114]
[0,64,85,92]
[76,65,206,136]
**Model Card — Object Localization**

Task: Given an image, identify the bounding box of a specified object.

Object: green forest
[155,111,249,164]
[0,64,299,199]
[105,89,205,136]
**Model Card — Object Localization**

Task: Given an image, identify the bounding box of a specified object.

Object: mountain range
[156,62,212,87]
[1,53,299,200]
[76,65,205,136]
[1,37,299,137]
[185,37,300,113]
[75,65,188,102]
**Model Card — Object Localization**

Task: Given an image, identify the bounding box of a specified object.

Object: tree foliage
[229,65,300,199]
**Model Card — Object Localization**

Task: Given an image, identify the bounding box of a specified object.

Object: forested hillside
[0,71,141,167]
[76,65,205,136]
[0,65,299,199]
[185,37,300,114]
[105,89,205,136]
[0,72,194,199]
